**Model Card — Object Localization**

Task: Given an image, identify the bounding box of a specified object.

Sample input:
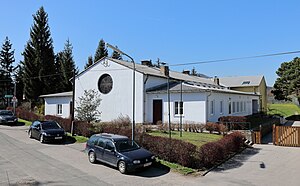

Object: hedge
[7,107,43,122]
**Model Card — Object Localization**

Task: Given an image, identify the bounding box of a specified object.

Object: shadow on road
[0,121,25,127]
[213,147,261,172]
[128,162,170,178]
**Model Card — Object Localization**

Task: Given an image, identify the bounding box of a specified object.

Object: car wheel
[118,161,127,174]
[88,152,96,164]
[28,130,32,138]
[39,135,44,143]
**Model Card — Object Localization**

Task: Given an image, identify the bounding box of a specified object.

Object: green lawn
[268,103,300,117]
[18,118,32,126]
[148,130,222,147]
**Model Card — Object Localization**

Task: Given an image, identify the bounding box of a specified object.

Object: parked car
[85,133,155,174]
[0,110,18,125]
[28,120,66,143]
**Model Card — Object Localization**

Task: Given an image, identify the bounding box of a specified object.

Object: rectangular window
[233,102,236,113]
[229,102,232,114]
[175,101,183,115]
[244,101,246,112]
[220,101,223,114]
[57,104,62,115]
[237,101,240,112]
[241,102,243,112]
[210,100,214,115]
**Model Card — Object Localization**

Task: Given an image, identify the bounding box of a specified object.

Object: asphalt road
[0,125,197,186]
[1,124,300,186]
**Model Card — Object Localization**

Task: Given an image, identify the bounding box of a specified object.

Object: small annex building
[41,58,261,123]
[219,76,267,112]
[40,91,72,118]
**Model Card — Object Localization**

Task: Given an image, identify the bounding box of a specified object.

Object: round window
[98,74,113,94]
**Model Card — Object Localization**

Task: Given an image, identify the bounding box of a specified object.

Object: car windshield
[115,140,140,152]
[41,121,61,130]
[0,111,13,116]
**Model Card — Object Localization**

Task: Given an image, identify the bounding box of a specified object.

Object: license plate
[144,162,152,167]
[55,137,63,139]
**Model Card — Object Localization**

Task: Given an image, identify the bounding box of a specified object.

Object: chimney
[214,76,220,85]
[182,70,190,75]
[141,60,152,67]
[160,65,169,77]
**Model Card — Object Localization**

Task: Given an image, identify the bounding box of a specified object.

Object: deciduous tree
[272,57,300,104]
[75,89,102,123]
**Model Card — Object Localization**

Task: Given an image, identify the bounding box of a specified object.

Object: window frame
[210,100,215,115]
[220,100,223,115]
[174,101,184,116]
[57,104,63,115]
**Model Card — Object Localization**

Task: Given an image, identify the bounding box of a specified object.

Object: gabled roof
[219,75,264,87]
[40,91,72,98]
[147,81,259,96]
[109,58,218,86]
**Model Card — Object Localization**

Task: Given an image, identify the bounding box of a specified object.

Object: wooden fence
[273,125,300,147]
[251,131,261,144]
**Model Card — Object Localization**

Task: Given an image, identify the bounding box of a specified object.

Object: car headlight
[151,155,155,160]
[133,160,141,164]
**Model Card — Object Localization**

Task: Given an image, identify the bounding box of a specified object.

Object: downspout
[143,75,149,123]
[206,91,212,123]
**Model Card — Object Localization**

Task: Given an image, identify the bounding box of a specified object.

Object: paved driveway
[1,125,300,186]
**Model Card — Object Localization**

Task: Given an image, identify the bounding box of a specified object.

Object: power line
[169,50,300,67]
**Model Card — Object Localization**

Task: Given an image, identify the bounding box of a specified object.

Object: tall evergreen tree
[111,46,123,60]
[94,39,108,62]
[0,37,15,108]
[22,6,56,102]
[84,55,94,69]
[57,39,78,92]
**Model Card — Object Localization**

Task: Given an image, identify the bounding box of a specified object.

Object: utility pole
[71,69,75,136]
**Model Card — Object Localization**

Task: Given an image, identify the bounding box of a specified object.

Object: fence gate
[273,125,300,147]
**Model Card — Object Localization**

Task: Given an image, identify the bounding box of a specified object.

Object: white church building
[41,57,260,124]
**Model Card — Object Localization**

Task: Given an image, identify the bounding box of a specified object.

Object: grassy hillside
[268,103,300,117]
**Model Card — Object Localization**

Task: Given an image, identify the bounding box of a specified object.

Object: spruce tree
[22,6,56,102]
[111,46,123,60]
[84,55,94,69]
[94,39,108,62]
[0,37,15,108]
[57,39,78,92]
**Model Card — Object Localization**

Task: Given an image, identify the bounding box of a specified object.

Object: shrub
[205,122,218,133]
[197,131,244,168]
[219,116,247,123]
[73,121,94,137]
[8,107,43,121]
[138,134,198,168]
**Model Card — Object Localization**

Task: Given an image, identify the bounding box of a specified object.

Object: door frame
[152,99,163,124]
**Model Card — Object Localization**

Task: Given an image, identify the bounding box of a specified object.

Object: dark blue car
[85,133,155,174]
[28,120,66,143]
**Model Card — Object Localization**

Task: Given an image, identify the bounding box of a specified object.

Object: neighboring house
[40,91,72,118]
[219,76,267,113]
[72,58,259,123]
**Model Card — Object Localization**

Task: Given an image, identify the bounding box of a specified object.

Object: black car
[28,120,66,143]
[0,110,18,125]
[85,133,155,174]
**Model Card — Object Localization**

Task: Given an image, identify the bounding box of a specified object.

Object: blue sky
[1,0,300,86]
